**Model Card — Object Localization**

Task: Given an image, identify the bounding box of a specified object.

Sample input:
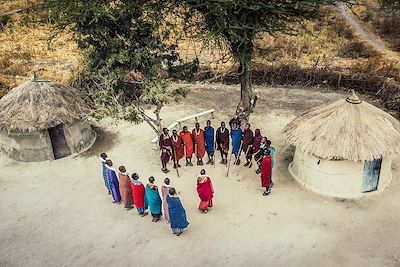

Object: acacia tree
[33,0,197,134]
[177,0,354,121]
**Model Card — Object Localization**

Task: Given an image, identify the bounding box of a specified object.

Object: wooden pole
[226,150,233,177]
[173,150,180,177]
[183,143,187,170]
[233,142,243,165]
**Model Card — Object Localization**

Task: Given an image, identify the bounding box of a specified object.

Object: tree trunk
[237,62,253,123]
[235,39,257,124]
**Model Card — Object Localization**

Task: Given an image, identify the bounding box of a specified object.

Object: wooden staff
[213,132,217,169]
[173,150,180,177]
[226,150,233,177]
[183,143,187,170]
[233,142,243,165]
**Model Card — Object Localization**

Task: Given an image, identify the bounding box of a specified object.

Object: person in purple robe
[159,127,172,173]
[105,159,121,203]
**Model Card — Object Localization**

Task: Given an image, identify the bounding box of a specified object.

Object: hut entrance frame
[48,124,71,159]
[362,158,382,193]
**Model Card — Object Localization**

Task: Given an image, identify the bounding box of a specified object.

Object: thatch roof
[284,91,400,161]
[0,77,90,133]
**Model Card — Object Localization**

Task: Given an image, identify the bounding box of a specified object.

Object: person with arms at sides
[261,150,272,196]
[216,122,230,165]
[167,187,189,236]
[145,176,162,222]
[267,140,276,187]
[196,169,214,214]
[204,120,215,165]
[118,166,134,210]
[242,123,254,167]
[159,128,172,173]
[230,122,243,165]
[99,152,111,194]
[171,129,184,168]
[105,159,121,203]
[255,137,268,174]
[180,126,194,166]
[161,178,172,223]
[130,173,148,217]
[192,122,206,166]
[252,129,263,168]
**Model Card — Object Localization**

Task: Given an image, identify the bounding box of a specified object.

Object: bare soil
[1,84,399,267]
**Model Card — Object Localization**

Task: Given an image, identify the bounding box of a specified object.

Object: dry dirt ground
[1,84,399,267]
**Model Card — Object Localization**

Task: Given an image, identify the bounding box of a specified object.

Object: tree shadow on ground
[78,126,118,158]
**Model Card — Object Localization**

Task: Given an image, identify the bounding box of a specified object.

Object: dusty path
[1,84,400,266]
[334,3,399,59]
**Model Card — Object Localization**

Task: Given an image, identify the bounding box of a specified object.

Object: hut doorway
[48,124,71,159]
[362,158,382,193]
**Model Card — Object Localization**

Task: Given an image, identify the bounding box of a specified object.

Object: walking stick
[213,139,217,169]
[195,143,198,164]
[183,143,187,170]
[226,151,233,177]
[226,150,233,177]
[173,150,180,177]
[233,142,243,165]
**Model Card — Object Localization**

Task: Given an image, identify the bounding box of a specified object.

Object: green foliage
[179,0,354,66]
[35,0,197,125]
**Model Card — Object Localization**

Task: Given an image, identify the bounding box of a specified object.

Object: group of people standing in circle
[98,153,216,236]
[159,117,276,196]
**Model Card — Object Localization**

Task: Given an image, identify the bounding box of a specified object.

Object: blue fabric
[167,195,189,230]
[231,128,243,156]
[136,207,146,214]
[145,185,162,215]
[269,147,276,168]
[108,169,121,202]
[102,162,111,191]
[204,126,215,155]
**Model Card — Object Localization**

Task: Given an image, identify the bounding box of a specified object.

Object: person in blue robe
[145,176,162,222]
[204,120,215,165]
[99,153,111,194]
[230,122,243,165]
[167,187,189,236]
[105,159,121,203]
[267,140,276,186]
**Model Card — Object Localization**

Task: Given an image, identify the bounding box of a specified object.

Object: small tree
[34,0,197,134]
[176,0,354,121]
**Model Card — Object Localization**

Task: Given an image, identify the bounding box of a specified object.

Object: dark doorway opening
[362,158,382,193]
[48,124,71,159]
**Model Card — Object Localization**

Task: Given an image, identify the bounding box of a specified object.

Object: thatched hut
[0,77,96,161]
[284,91,400,198]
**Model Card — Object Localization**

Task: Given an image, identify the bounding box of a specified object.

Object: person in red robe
[180,126,194,166]
[130,173,148,216]
[192,122,206,166]
[196,169,214,213]
[171,129,184,168]
[260,150,272,196]
[118,166,134,210]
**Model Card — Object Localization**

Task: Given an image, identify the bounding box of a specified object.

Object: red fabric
[171,135,184,160]
[180,131,194,158]
[118,173,133,207]
[192,129,206,158]
[197,177,214,211]
[261,156,272,187]
[197,177,214,201]
[130,182,145,208]
[199,199,213,211]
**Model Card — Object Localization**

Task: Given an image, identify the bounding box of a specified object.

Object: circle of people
[98,118,275,236]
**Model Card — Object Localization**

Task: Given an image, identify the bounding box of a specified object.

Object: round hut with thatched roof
[0,77,96,162]
[284,91,400,198]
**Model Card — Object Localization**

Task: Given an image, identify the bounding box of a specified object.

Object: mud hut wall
[64,122,95,154]
[290,149,365,198]
[0,130,54,161]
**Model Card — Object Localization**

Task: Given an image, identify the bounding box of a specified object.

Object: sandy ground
[1,84,400,267]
